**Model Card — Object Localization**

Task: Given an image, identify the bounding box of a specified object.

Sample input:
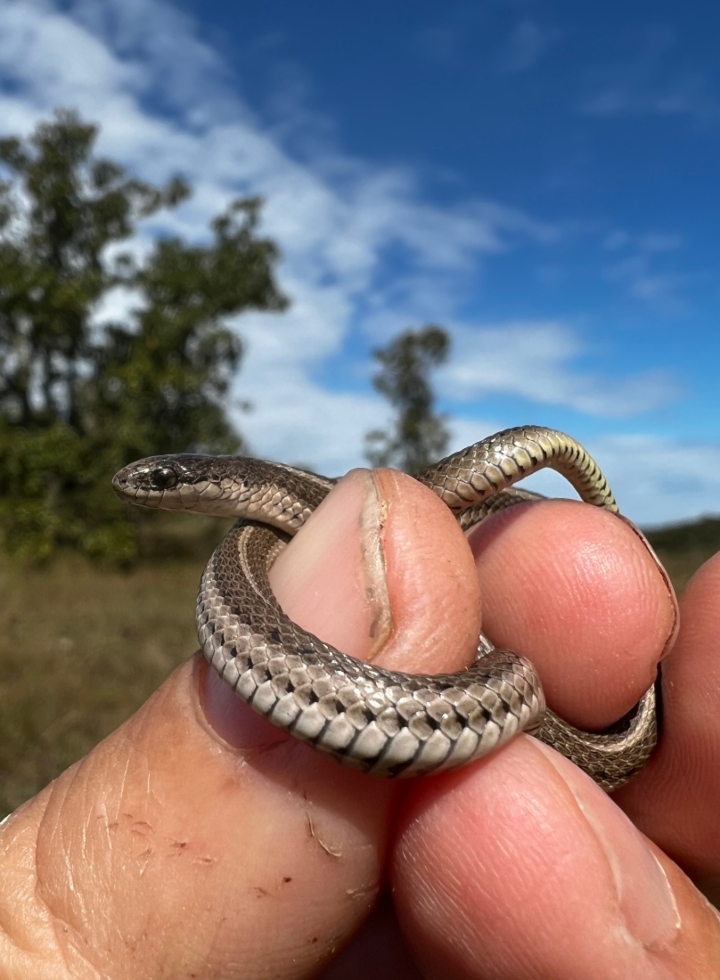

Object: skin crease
[0,468,718,978]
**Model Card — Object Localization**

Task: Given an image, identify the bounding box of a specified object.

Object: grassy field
[1,516,718,819]
[0,511,231,817]
[644,516,720,593]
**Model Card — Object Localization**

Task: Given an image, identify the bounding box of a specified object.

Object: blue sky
[1,0,719,524]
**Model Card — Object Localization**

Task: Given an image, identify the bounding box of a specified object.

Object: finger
[317,892,423,980]
[614,552,720,897]
[271,467,481,675]
[467,500,677,729]
[0,467,481,978]
[394,736,720,979]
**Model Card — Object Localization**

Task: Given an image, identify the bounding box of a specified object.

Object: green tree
[365,324,451,473]
[0,110,287,561]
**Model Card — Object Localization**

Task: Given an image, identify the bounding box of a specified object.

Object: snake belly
[112,425,659,790]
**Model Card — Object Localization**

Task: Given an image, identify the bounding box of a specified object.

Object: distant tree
[365,325,450,473]
[0,109,288,561]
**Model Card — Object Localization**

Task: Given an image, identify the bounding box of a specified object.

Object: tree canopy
[365,324,450,473]
[0,110,287,561]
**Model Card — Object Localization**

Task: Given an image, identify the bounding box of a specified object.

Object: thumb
[0,467,480,978]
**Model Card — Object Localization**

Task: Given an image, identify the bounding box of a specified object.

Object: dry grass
[0,553,202,817]
[1,519,717,819]
[651,547,711,595]
[646,517,720,593]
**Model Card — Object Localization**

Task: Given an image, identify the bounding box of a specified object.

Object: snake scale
[113,425,659,791]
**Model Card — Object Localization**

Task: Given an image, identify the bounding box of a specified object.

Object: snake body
[113,426,658,791]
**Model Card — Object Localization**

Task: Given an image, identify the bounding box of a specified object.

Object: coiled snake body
[113,426,658,791]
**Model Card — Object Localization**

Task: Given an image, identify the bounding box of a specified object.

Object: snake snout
[111,457,182,507]
[111,465,134,500]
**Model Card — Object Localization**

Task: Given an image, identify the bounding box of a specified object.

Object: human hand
[2,468,719,978]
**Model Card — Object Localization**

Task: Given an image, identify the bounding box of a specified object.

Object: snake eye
[150,466,179,491]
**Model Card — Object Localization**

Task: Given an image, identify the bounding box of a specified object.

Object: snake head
[112,454,220,511]
[113,453,332,527]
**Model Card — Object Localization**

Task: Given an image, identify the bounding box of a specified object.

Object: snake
[112,425,659,791]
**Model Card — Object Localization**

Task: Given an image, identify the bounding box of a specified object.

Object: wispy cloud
[582,75,718,122]
[414,25,464,64]
[412,7,484,66]
[579,26,718,122]
[0,0,710,523]
[438,425,720,527]
[495,19,562,74]
[0,0,580,468]
[602,231,683,253]
[450,429,720,527]
[601,231,690,312]
[439,323,679,417]
[588,434,720,526]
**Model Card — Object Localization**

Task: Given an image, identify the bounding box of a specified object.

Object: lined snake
[112,425,659,791]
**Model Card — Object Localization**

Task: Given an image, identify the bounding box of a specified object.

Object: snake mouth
[111,466,136,501]
[111,472,161,508]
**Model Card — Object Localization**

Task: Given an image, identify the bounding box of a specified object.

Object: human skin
[1,468,719,978]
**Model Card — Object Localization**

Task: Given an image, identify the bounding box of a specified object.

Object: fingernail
[200,469,390,750]
[617,514,679,660]
[269,468,391,661]
[532,740,681,950]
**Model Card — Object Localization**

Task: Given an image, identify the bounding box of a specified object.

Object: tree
[0,110,287,561]
[365,325,450,473]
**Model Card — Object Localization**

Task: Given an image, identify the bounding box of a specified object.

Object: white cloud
[600,231,690,312]
[638,233,684,253]
[436,425,720,527]
[495,20,562,74]
[587,435,720,527]
[438,323,679,417]
[0,0,716,525]
[579,27,718,123]
[582,76,718,122]
[0,1,567,456]
[603,258,691,313]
